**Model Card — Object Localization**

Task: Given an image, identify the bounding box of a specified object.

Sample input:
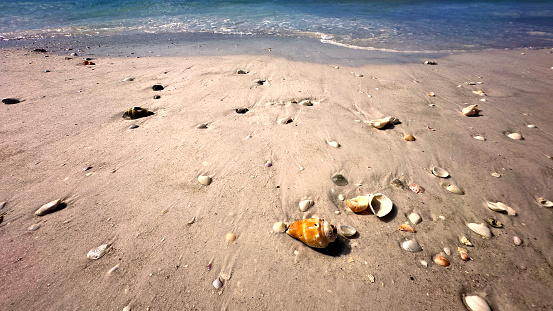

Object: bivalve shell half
[462,104,479,116]
[433,255,450,267]
[538,197,553,207]
[198,175,212,186]
[408,212,422,225]
[468,223,492,238]
[440,182,464,195]
[346,196,369,213]
[402,239,422,253]
[507,132,523,140]
[368,193,393,217]
[339,225,357,237]
[365,116,399,129]
[486,201,516,216]
[35,199,63,216]
[432,166,449,178]
[464,295,491,311]
[299,199,314,212]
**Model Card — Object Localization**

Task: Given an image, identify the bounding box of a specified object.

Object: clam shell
[299,99,313,106]
[408,212,422,225]
[402,239,422,253]
[433,255,450,267]
[468,223,492,238]
[35,199,63,216]
[368,193,393,217]
[213,278,223,289]
[225,233,236,244]
[273,222,286,233]
[432,166,449,178]
[462,104,479,116]
[346,196,369,213]
[538,197,553,207]
[403,134,415,141]
[328,141,340,148]
[299,199,314,212]
[473,135,486,141]
[507,132,523,140]
[339,225,356,237]
[198,175,212,186]
[486,201,516,216]
[440,182,464,195]
[464,295,491,311]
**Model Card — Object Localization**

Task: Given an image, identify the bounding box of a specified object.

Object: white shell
[278,117,293,124]
[440,182,464,195]
[460,236,473,247]
[538,197,553,207]
[368,193,393,217]
[444,247,451,256]
[408,212,422,225]
[473,135,486,141]
[366,116,399,129]
[87,244,109,260]
[491,172,501,178]
[513,236,522,246]
[27,223,42,231]
[339,225,356,237]
[196,123,208,129]
[402,239,422,252]
[338,194,345,201]
[198,175,212,186]
[213,278,223,289]
[507,132,523,140]
[432,166,449,178]
[464,295,491,311]
[123,305,131,311]
[299,100,313,106]
[527,124,536,128]
[486,201,517,216]
[106,263,120,276]
[299,199,314,212]
[328,141,340,148]
[273,222,286,233]
[468,223,492,238]
[35,199,62,216]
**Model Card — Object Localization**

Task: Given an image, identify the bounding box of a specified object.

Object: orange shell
[458,247,471,261]
[404,134,416,141]
[346,196,369,213]
[434,255,450,267]
[399,224,416,233]
[287,218,337,248]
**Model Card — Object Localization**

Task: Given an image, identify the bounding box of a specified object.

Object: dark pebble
[331,174,348,186]
[152,84,164,91]
[153,95,161,99]
[33,48,47,53]
[235,108,249,114]
[129,125,139,129]
[2,98,20,105]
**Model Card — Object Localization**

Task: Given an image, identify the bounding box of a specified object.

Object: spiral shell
[286,218,337,248]
[346,196,369,213]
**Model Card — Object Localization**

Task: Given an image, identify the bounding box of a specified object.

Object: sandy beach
[1,45,553,310]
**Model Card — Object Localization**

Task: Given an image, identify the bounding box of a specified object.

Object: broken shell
[403,134,415,141]
[286,218,337,248]
[473,135,486,141]
[460,236,473,247]
[408,184,425,194]
[402,239,422,253]
[432,166,449,178]
[328,141,340,148]
[365,116,399,129]
[27,223,42,231]
[433,255,450,267]
[491,172,501,178]
[462,104,479,116]
[427,92,436,97]
[213,278,223,289]
[367,274,375,283]
[87,244,110,260]
[35,199,63,216]
[468,223,492,238]
[458,247,471,261]
[513,236,522,245]
[527,124,536,128]
[408,212,422,225]
[486,201,517,216]
[368,193,393,217]
[225,233,236,244]
[399,224,416,233]
[273,222,286,233]
[440,182,464,195]
[507,132,523,140]
[106,263,120,277]
[464,295,491,311]
[198,175,212,186]
[444,247,451,256]
[346,196,369,213]
[486,217,503,228]
[339,225,357,237]
[278,117,293,124]
[299,199,314,212]
[538,197,553,207]
[299,99,313,106]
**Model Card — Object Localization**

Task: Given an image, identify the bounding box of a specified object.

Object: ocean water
[1,0,553,53]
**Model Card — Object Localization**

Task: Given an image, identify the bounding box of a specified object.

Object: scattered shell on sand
[486,201,517,216]
[368,274,375,283]
[328,141,340,148]
[513,236,523,246]
[196,123,209,129]
[87,244,110,260]
[236,69,248,74]
[472,90,486,96]
[299,199,314,212]
[299,99,313,106]
[527,124,536,128]
[507,132,523,140]
[273,222,286,233]
[368,193,393,217]
[365,116,399,129]
[339,225,357,237]
[491,172,501,178]
[123,304,131,311]
[346,196,369,213]
[468,223,492,238]
[35,199,63,216]
[403,134,415,141]
[440,182,464,195]
[338,194,345,201]
[458,247,471,261]
[399,224,416,233]
[433,255,450,267]
[402,239,423,252]
[432,166,449,178]
[464,295,491,311]
[225,233,237,244]
[408,212,422,225]
[278,117,293,124]
[444,247,451,256]
[473,135,486,141]
[538,197,553,207]
[427,92,436,97]
[198,175,212,186]
[460,236,473,247]
[486,217,503,228]
[106,263,120,277]
[27,223,42,231]
[331,174,348,186]
[122,77,134,82]
[213,278,223,289]
[462,104,479,116]
[409,184,425,194]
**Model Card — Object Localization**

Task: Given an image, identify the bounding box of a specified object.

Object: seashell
[225,233,236,244]
[427,92,436,97]
[87,244,110,260]
[464,295,491,311]
[507,132,523,140]
[458,247,471,261]
[338,194,345,201]
[328,141,340,148]
[346,196,369,213]
[35,199,63,216]
[299,99,313,106]
[408,212,422,225]
[433,255,450,267]
[468,223,492,238]
[278,117,293,124]
[27,223,42,231]
[399,224,416,233]
[235,108,249,114]
[367,274,375,283]
[123,304,131,311]
[460,236,473,247]
[0,201,5,210]
[365,116,399,129]
[491,172,501,178]
[198,175,212,186]
[420,260,428,267]
[486,217,503,228]
[129,124,139,129]
[472,90,486,96]
[473,135,486,141]
[462,104,479,116]
[299,199,314,212]
[513,236,522,246]
[527,124,536,128]
[196,123,208,129]
[424,61,437,65]
[390,179,405,188]
[444,247,451,256]
[486,201,516,216]
[538,197,553,207]
[440,182,464,195]
[339,225,356,237]
[368,193,393,217]
[408,184,425,194]
[122,77,134,82]
[213,278,223,289]
[403,134,415,141]
[432,166,449,178]
[286,218,337,248]
[331,174,348,186]
[273,222,286,233]
[122,107,153,119]
[106,263,120,277]
[3,98,21,105]
[236,69,248,74]
[402,239,422,253]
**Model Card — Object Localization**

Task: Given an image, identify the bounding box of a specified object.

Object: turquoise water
[1,0,553,52]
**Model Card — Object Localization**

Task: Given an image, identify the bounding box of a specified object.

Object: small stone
[513,236,523,246]
[390,179,405,188]
[213,278,223,289]
[527,124,536,128]
[424,61,437,65]
[331,174,348,186]
[198,175,212,186]
[2,98,20,105]
[420,260,428,267]
[236,69,248,74]
[491,172,501,178]
[299,199,314,212]
[152,84,164,91]
[35,199,63,216]
[235,108,249,114]
[45,70,50,73]
[408,213,422,225]
[33,48,47,53]
[265,161,272,167]
[225,233,236,244]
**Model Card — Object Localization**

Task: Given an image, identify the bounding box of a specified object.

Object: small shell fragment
[346,196,369,213]
[338,194,345,201]
[440,182,464,195]
[433,255,450,267]
[443,247,451,256]
[278,117,293,124]
[339,225,357,237]
[538,197,553,207]
[486,217,503,228]
[213,278,223,289]
[367,274,375,283]
[365,116,399,129]
[468,223,492,238]
[462,104,479,116]
[432,166,449,178]
[427,92,436,97]
[491,172,501,178]
[473,135,486,141]
[527,124,536,128]
[299,199,314,212]
[408,213,422,225]
[328,141,340,148]
[273,222,286,233]
[225,233,236,244]
[513,236,523,246]
[408,184,425,194]
[35,199,63,216]
[27,223,42,231]
[460,236,473,247]
[507,132,523,140]
[399,224,416,233]
[106,264,120,276]
[458,247,471,261]
[403,134,415,141]
[486,201,516,216]
[402,239,422,253]
[464,295,491,311]
[87,244,110,260]
[198,175,212,186]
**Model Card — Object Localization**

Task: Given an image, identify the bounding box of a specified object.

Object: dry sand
[1,46,553,310]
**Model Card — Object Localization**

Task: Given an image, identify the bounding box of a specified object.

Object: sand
[1,45,553,310]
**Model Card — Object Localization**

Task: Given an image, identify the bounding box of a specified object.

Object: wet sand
[1,44,553,310]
